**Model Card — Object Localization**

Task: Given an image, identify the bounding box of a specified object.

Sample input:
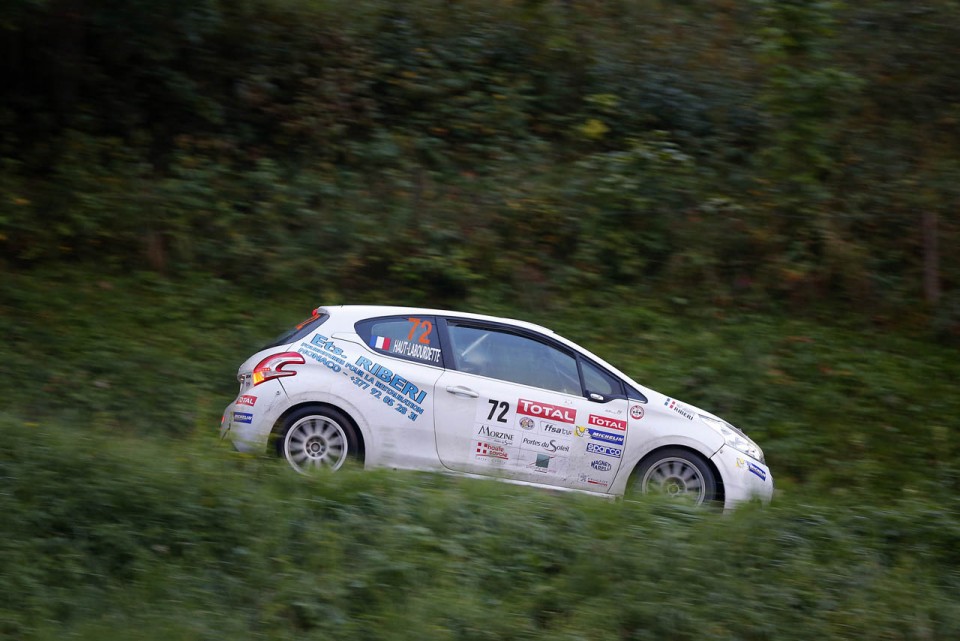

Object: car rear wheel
[631,448,717,505]
[278,406,358,474]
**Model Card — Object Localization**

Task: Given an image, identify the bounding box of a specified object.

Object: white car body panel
[222,305,774,508]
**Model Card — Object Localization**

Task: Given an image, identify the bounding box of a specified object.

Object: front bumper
[711,445,774,508]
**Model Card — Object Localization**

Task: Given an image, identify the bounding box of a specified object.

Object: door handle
[446,385,479,398]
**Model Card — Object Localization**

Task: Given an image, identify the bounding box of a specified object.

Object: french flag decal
[371,335,391,350]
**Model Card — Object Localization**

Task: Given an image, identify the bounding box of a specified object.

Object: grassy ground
[2,267,959,639]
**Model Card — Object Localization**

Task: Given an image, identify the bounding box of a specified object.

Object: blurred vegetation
[1,0,959,323]
[3,419,960,640]
[2,1,960,638]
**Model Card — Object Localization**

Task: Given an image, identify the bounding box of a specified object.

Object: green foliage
[3,418,960,640]
[1,0,958,315]
[2,2,959,637]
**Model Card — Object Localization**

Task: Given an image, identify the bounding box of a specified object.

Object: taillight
[252,352,305,386]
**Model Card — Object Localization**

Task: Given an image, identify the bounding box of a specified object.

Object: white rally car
[221,306,773,508]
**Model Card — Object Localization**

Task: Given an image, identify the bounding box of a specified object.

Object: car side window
[446,323,581,395]
[355,316,443,367]
[580,359,624,399]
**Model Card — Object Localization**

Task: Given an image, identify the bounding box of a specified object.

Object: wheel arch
[270,401,367,463]
[628,444,725,506]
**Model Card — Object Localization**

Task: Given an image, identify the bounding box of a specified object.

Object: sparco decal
[588,414,627,431]
[236,395,257,407]
[517,399,576,424]
[586,442,622,458]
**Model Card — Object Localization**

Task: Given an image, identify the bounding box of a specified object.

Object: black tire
[630,447,718,505]
[276,406,359,474]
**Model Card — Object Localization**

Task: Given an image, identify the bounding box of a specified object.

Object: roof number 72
[407,317,433,345]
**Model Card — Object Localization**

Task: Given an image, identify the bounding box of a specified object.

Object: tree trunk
[922,209,940,305]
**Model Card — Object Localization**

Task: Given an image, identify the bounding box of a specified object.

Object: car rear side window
[262,312,329,350]
[355,316,444,367]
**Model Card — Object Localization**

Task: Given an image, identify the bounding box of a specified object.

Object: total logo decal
[236,395,257,407]
[629,405,645,420]
[586,442,622,458]
[574,426,625,446]
[737,457,767,481]
[664,397,695,420]
[476,441,510,461]
[517,398,576,424]
[588,414,626,432]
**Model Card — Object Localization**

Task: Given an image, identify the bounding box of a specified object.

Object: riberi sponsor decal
[354,356,427,404]
[588,414,626,431]
[664,397,694,420]
[517,398,576,424]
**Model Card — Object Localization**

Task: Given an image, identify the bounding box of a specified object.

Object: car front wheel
[277,406,358,474]
[631,447,718,505]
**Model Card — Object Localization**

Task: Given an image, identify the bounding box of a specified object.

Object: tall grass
[3,418,960,640]
[3,268,959,639]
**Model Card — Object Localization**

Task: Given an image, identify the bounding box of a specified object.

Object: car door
[433,319,629,490]
[352,315,445,470]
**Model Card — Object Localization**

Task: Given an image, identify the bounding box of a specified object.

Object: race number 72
[486,399,509,423]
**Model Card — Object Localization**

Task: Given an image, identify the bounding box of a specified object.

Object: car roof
[317,304,654,398]
[317,305,556,335]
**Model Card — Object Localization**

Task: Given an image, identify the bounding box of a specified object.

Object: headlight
[699,414,764,463]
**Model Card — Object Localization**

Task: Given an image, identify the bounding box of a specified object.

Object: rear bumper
[220,379,289,453]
